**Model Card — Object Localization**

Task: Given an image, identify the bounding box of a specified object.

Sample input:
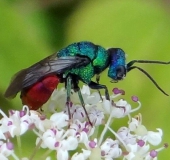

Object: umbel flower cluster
[0,85,168,160]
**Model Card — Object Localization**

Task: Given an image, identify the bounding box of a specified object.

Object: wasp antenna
[127,60,170,68]
[127,66,169,96]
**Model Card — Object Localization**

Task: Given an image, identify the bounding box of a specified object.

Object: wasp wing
[4,53,90,98]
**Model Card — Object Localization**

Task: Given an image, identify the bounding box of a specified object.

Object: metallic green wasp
[4,41,170,123]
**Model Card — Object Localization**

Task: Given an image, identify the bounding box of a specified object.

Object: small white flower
[72,149,91,160]
[48,88,67,111]
[0,109,31,137]
[0,141,14,159]
[146,129,163,146]
[125,142,150,160]
[50,111,69,129]
[29,110,53,132]
[112,99,131,118]
[102,99,132,118]
[88,106,104,126]
[57,149,69,160]
[81,85,100,105]
[60,136,78,151]
[128,115,163,146]
[67,120,95,146]
[72,105,86,122]
[102,99,111,113]
[84,92,101,105]
[40,128,65,150]
[128,115,148,137]
[100,139,122,159]
[117,127,136,145]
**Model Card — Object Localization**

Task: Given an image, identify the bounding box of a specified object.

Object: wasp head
[107,48,127,81]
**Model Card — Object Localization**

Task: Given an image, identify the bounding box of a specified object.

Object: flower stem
[29,139,43,160]
[107,126,127,150]
[16,135,22,158]
[98,113,113,146]
[130,101,141,113]
[40,149,53,159]
[11,152,20,160]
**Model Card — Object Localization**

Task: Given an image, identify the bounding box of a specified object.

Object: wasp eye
[116,66,126,80]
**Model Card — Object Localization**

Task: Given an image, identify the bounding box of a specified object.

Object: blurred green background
[0,0,170,159]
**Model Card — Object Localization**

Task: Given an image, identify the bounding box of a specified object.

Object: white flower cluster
[0,86,167,160]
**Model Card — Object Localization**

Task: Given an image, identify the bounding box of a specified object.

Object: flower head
[0,86,167,159]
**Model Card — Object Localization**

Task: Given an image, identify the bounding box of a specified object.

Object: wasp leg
[66,76,73,124]
[77,90,93,126]
[88,81,110,100]
[71,76,93,126]
[96,75,103,101]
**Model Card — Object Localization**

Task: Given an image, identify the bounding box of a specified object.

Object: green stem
[16,135,21,158]
[29,139,42,160]
[98,113,113,146]
[40,149,53,159]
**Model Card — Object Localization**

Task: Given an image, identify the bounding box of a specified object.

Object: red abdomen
[21,75,59,110]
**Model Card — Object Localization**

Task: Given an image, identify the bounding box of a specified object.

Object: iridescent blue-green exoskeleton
[4,41,170,124]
